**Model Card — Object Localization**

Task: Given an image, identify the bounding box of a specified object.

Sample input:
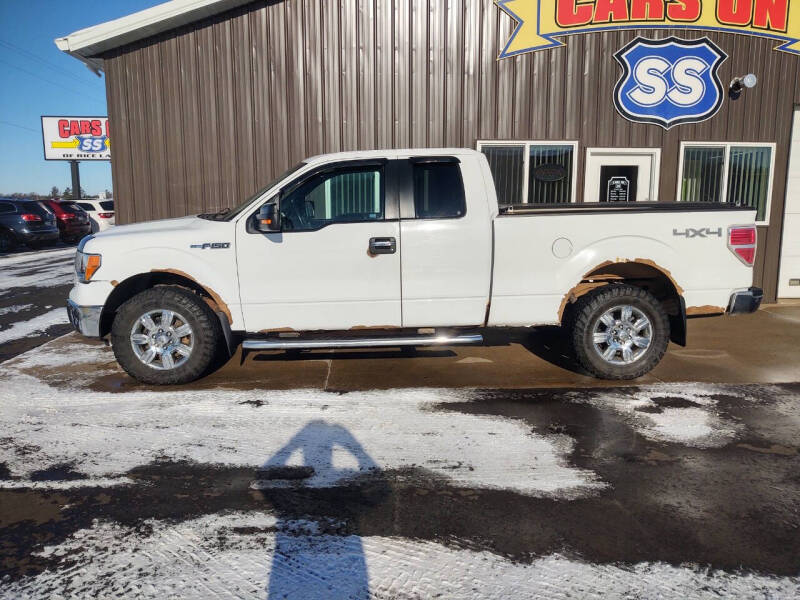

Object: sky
[0,1,164,196]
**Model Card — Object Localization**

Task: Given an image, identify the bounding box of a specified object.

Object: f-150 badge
[614,37,726,129]
[190,242,230,249]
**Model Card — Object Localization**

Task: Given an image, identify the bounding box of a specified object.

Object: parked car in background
[42,199,92,244]
[76,199,115,233]
[0,198,59,252]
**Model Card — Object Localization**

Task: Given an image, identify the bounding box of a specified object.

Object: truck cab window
[412,163,466,219]
[281,167,384,231]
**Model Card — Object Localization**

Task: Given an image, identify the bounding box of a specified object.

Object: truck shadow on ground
[2,386,799,585]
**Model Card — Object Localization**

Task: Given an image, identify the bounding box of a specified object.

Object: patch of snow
[0,304,33,316]
[0,308,69,344]
[0,266,74,292]
[0,247,74,266]
[572,383,743,448]
[3,341,110,369]
[0,341,603,497]
[4,512,797,600]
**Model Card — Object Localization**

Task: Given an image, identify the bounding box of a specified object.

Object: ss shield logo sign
[613,37,727,129]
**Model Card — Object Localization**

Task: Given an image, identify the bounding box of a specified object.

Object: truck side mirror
[255,202,280,232]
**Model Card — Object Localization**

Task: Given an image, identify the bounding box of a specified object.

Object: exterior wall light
[729,74,757,99]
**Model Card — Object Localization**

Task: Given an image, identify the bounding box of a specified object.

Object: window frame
[677,141,776,225]
[407,157,467,221]
[477,140,579,205]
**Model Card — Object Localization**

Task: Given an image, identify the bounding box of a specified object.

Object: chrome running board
[242,334,483,351]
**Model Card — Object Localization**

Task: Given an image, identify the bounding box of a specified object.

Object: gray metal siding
[101,0,799,301]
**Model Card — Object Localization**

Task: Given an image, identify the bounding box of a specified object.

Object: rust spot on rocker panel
[150,268,233,324]
[686,305,725,316]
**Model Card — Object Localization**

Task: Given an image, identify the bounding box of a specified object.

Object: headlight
[75,251,102,282]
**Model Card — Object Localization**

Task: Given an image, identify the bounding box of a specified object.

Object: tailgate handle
[369,237,396,255]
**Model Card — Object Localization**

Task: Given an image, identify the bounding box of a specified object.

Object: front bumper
[67,299,103,337]
[728,287,763,314]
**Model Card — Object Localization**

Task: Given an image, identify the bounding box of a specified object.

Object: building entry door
[584,148,661,202]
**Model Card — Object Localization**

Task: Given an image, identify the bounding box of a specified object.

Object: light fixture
[730,73,757,94]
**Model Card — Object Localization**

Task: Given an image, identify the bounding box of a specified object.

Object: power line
[0,38,101,87]
[0,120,39,134]
[0,58,105,106]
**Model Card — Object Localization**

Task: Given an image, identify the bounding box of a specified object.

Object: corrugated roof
[54,0,252,72]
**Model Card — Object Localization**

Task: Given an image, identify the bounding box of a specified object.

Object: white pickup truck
[67,148,762,384]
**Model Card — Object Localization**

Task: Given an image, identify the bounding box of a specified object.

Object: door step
[241,333,483,351]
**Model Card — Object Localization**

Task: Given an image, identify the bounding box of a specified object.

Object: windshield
[200,162,306,222]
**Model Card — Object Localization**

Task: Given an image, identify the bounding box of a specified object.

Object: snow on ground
[0,247,74,292]
[0,340,603,497]
[0,304,33,316]
[571,383,745,448]
[0,308,68,344]
[4,512,797,600]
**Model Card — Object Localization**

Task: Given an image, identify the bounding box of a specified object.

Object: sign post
[70,160,81,200]
[41,116,110,200]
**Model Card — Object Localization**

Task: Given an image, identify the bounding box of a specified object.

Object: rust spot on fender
[631,258,685,296]
[558,258,685,322]
[686,305,725,316]
[557,281,610,321]
[150,268,233,324]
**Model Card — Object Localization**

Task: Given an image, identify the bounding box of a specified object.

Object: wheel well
[560,261,687,346]
[99,272,225,338]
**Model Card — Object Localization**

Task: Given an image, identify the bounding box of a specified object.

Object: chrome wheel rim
[130,309,193,370]
[592,304,652,365]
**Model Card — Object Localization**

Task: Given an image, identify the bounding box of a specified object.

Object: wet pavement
[1,337,799,598]
[1,246,800,597]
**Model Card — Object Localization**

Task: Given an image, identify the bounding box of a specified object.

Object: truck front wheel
[111,286,221,385]
[571,284,669,380]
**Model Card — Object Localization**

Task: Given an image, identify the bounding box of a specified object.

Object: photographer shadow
[255,420,386,600]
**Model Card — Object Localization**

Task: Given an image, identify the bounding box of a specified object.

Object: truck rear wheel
[111,286,221,385]
[571,284,669,380]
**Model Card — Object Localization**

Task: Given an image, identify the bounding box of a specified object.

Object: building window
[478,141,577,205]
[679,143,774,223]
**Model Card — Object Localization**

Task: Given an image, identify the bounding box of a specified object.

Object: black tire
[0,230,16,253]
[111,286,222,385]
[571,284,669,380]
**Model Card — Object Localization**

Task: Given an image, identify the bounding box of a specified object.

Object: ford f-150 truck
[67,148,762,384]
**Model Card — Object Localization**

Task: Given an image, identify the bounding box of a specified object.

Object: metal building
[57,0,800,302]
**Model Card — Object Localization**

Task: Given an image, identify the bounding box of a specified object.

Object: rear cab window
[411,160,466,219]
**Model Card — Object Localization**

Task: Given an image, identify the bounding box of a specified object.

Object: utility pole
[70,160,81,200]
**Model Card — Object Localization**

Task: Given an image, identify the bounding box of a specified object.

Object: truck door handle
[369,237,396,255]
